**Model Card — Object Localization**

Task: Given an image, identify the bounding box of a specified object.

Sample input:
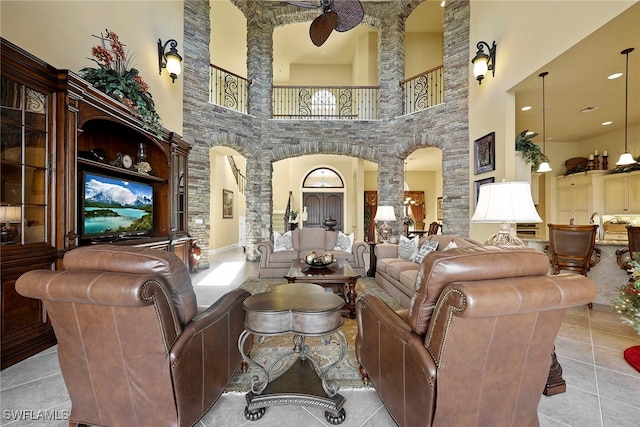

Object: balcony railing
[208,64,444,117]
[272,86,379,120]
[209,64,251,114]
[400,65,444,115]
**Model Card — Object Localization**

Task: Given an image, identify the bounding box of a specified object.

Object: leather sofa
[16,245,250,427]
[374,234,480,307]
[356,245,598,427]
[256,227,367,278]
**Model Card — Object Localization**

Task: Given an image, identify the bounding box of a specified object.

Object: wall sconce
[471,40,497,84]
[157,38,183,83]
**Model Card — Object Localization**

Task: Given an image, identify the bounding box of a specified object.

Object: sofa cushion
[334,231,354,253]
[273,231,293,252]
[398,235,419,260]
[407,245,550,336]
[413,241,439,263]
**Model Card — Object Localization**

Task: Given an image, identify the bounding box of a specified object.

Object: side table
[238,283,348,424]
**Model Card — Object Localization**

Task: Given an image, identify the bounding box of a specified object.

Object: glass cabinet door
[1,76,49,245]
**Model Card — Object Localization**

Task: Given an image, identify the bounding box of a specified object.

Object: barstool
[545,224,600,309]
[616,225,640,272]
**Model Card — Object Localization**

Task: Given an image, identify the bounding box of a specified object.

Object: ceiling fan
[288,0,365,47]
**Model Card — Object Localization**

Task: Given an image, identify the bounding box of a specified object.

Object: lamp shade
[471,182,541,223]
[374,206,396,222]
[0,206,21,223]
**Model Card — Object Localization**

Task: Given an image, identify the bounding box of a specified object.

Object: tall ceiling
[211,1,640,171]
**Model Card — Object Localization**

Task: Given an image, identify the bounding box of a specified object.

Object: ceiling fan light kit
[290,0,364,47]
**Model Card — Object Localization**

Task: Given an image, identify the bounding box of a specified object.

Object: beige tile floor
[1,247,639,426]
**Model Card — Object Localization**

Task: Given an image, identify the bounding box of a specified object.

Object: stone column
[377,2,405,120]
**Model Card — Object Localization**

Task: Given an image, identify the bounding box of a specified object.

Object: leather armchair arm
[256,240,274,268]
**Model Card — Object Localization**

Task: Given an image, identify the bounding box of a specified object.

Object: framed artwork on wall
[474,177,495,207]
[223,189,234,218]
[437,197,443,220]
[474,132,495,175]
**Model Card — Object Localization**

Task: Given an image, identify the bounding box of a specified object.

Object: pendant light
[537,71,552,173]
[616,48,636,166]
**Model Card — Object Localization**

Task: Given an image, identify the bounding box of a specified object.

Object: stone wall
[183,0,470,265]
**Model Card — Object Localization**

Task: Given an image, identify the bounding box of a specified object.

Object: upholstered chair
[16,245,250,427]
[355,245,597,427]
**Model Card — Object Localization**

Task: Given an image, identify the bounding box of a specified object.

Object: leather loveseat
[374,234,480,307]
[16,245,250,427]
[356,245,598,427]
[256,227,367,278]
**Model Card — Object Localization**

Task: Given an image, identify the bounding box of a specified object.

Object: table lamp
[374,206,396,242]
[0,206,21,243]
[471,181,541,246]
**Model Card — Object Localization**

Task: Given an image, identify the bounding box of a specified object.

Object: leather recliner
[16,245,251,427]
[355,245,597,427]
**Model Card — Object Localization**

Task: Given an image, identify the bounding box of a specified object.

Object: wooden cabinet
[603,171,640,214]
[1,38,191,368]
[555,171,606,225]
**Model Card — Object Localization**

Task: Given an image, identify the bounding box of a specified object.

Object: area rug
[624,345,640,373]
[225,277,401,392]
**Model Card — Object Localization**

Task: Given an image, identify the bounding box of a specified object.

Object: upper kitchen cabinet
[603,171,640,215]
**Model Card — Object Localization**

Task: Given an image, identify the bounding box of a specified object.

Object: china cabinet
[1,38,191,368]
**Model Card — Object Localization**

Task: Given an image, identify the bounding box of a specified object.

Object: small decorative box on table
[238,283,348,424]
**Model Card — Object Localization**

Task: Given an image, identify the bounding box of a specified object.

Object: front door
[303,192,343,231]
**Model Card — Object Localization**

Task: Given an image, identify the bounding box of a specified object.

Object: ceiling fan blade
[332,0,364,32]
[309,11,338,46]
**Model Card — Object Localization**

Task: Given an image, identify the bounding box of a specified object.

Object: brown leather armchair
[355,246,597,427]
[16,245,251,427]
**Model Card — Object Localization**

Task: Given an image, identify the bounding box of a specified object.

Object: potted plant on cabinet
[515,130,548,172]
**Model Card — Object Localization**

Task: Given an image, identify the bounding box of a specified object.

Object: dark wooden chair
[427,221,442,236]
[616,225,640,272]
[545,224,600,309]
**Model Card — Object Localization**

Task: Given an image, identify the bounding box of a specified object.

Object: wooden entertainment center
[0,39,191,368]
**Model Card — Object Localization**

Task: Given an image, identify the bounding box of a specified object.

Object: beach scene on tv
[83,172,153,236]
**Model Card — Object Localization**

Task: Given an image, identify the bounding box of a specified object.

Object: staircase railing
[227,156,246,194]
[400,65,444,115]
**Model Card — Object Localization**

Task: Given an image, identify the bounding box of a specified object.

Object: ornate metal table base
[239,330,348,424]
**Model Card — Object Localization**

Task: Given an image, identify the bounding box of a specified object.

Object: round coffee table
[238,283,347,424]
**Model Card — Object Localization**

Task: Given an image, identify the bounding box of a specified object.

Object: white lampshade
[536,161,552,173]
[472,181,541,223]
[374,206,396,222]
[0,206,21,223]
[616,152,637,166]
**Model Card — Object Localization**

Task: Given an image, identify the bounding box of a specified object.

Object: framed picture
[474,132,495,175]
[474,177,495,206]
[437,197,443,220]
[223,189,234,218]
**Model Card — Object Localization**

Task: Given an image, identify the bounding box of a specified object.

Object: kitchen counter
[523,238,630,306]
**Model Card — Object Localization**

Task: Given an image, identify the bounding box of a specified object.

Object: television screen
[82,171,153,239]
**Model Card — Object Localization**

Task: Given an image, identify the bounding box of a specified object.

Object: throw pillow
[334,231,354,253]
[398,235,419,260]
[444,240,458,251]
[413,241,439,263]
[273,231,293,252]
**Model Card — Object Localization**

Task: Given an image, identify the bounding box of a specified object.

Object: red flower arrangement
[80,29,161,137]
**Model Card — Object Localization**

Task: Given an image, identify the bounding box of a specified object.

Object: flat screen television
[81,171,154,241]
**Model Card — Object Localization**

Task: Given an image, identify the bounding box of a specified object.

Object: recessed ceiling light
[579,106,600,113]
[608,72,623,80]
[602,121,613,126]
[521,106,532,111]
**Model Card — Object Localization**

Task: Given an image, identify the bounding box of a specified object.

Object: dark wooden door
[303,192,343,231]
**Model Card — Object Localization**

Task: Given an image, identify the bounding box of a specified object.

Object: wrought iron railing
[209,64,251,113]
[272,86,379,120]
[400,65,444,115]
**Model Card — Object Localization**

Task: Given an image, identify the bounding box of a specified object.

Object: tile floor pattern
[2,247,639,426]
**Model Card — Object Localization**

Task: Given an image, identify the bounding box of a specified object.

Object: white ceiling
[212,1,639,171]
